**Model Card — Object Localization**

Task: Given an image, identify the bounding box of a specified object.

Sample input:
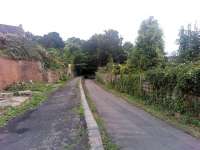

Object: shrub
[145,63,200,115]
[97,61,200,116]
[0,35,47,61]
[111,74,141,96]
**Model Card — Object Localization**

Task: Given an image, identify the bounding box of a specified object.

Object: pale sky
[1,0,200,55]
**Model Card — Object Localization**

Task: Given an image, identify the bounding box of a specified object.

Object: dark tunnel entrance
[74,63,97,78]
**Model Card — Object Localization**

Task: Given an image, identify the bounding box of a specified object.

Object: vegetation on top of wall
[0,32,74,75]
[0,35,48,61]
[37,32,65,49]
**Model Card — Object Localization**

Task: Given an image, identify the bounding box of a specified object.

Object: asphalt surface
[0,78,88,150]
[85,79,200,150]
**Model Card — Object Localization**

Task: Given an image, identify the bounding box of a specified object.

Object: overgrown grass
[82,80,119,150]
[96,81,200,139]
[0,81,66,127]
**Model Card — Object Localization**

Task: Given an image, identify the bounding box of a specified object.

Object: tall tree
[65,37,84,53]
[177,24,200,62]
[104,29,126,64]
[67,30,127,76]
[39,32,65,49]
[130,16,165,71]
[85,29,126,66]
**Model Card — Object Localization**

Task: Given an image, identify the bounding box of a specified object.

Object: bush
[59,74,68,81]
[97,61,200,117]
[95,72,106,85]
[145,63,200,115]
[111,74,141,96]
[0,35,47,61]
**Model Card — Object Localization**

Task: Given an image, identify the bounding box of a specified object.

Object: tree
[85,34,106,66]
[65,37,84,53]
[123,41,134,55]
[39,32,65,49]
[104,29,126,64]
[177,24,200,62]
[130,16,165,71]
[65,30,127,76]
[84,29,126,66]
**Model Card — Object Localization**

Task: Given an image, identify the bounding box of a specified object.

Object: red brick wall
[0,57,43,90]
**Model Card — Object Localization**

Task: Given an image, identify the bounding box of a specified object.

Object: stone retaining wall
[0,57,43,90]
[0,57,59,90]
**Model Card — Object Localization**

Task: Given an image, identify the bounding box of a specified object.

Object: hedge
[145,63,200,115]
[97,62,200,117]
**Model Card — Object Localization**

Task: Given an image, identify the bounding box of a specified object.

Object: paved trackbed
[0,78,88,150]
[85,79,200,150]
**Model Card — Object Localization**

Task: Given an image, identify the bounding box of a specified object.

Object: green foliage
[43,48,74,71]
[85,29,127,66]
[106,55,114,71]
[6,82,52,92]
[73,50,98,76]
[63,29,128,76]
[129,16,165,71]
[95,72,106,85]
[39,32,65,49]
[146,62,200,96]
[65,37,84,53]
[59,74,69,81]
[145,62,200,114]
[44,48,64,70]
[0,36,47,61]
[0,33,70,72]
[111,64,120,75]
[136,16,164,53]
[128,48,149,71]
[111,74,141,96]
[97,60,200,117]
[0,82,64,127]
[122,41,134,56]
[177,24,200,62]
[176,65,200,96]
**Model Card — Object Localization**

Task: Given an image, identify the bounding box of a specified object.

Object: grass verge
[82,80,119,150]
[95,81,200,139]
[0,80,67,127]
